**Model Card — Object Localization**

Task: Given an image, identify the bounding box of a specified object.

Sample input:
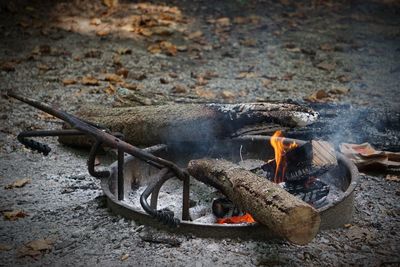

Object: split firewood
[261,140,338,182]
[187,158,321,245]
[59,103,318,147]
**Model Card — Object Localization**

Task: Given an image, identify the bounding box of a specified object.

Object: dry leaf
[103,0,118,8]
[113,54,122,66]
[286,47,301,53]
[386,175,400,182]
[148,44,162,54]
[104,83,116,95]
[215,17,231,27]
[172,84,188,94]
[104,73,123,83]
[81,76,99,86]
[5,178,31,189]
[220,90,236,100]
[0,244,12,251]
[160,41,177,56]
[3,210,28,221]
[233,16,247,24]
[176,45,188,52]
[96,29,110,37]
[305,89,329,102]
[120,82,139,91]
[116,67,129,78]
[195,88,216,99]
[90,18,102,26]
[240,38,257,47]
[188,31,203,40]
[1,61,16,72]
[18,239,54,257]
[121,253,129,261]
[62,79,77,86]
[37,112,57,121]
[317,61,336,71]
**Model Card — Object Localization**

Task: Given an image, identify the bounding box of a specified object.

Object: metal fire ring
[101,137,359,240]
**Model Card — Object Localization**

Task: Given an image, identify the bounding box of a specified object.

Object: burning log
[59,102,318,147]
[260,139,338,182]
[187,159,321,245]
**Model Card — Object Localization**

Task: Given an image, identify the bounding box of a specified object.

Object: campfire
[9,93,358,245]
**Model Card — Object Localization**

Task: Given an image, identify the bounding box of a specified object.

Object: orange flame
[270,130,298,183]
[216,213,255,224]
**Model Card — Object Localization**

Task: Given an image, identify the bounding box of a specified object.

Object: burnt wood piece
[188,159,321,245]
[260,140,337,182]
[58,103,318,147]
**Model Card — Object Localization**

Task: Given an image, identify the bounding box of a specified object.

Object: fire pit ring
[101,136,359,240]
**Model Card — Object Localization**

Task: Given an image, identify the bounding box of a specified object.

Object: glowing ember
[216,213,255,224]
[270,130,298,183]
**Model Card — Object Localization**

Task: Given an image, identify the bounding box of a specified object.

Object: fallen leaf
[286,47,301,53]
[104,73,123,83]
[148,44,162,54]
[188,31,203,40]
[1,61,16,72]
[5,178,31,189]
[215,17,231,27]
[386,175,400,182]
[104,83,116,95]
[240,38,257,47]
[195,88,216,99]
[96,28,110,37]
[171,84,188,94]
[103,0,118,8]
[113,54,122,66]
[116,67,129,78]
[3,210,28,221]
[176,45,188,52]
[0,244,12,251]
[220,90,236,101]
[81,76,99,86]
[17,238,54,258]
[62,79,77,86]
[120,82,139,91]
[121,253,129,261]
[305,89,330,102]
[169,72,178,78]
[160,41,177,56]
[90,18,102,26]
[152,26,174,36]
[317,61,336,71]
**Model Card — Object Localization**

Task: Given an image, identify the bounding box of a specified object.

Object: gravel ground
[0,0,399,266]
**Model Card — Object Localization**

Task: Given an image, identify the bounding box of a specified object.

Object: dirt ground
[0,0,399,266]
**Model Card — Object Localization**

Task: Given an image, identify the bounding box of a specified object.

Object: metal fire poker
[7,93,190,227]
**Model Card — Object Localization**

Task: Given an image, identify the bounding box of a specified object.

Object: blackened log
[187,158,321,245]
[59,103,318,147]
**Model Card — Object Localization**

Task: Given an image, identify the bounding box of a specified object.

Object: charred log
[58,102,318,147]
[187,158,321,245]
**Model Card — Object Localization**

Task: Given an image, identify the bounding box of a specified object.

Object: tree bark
[59,102,318,147]
[187,158,321,245]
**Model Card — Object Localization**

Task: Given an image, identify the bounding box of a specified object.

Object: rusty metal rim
[101,147,359,233]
